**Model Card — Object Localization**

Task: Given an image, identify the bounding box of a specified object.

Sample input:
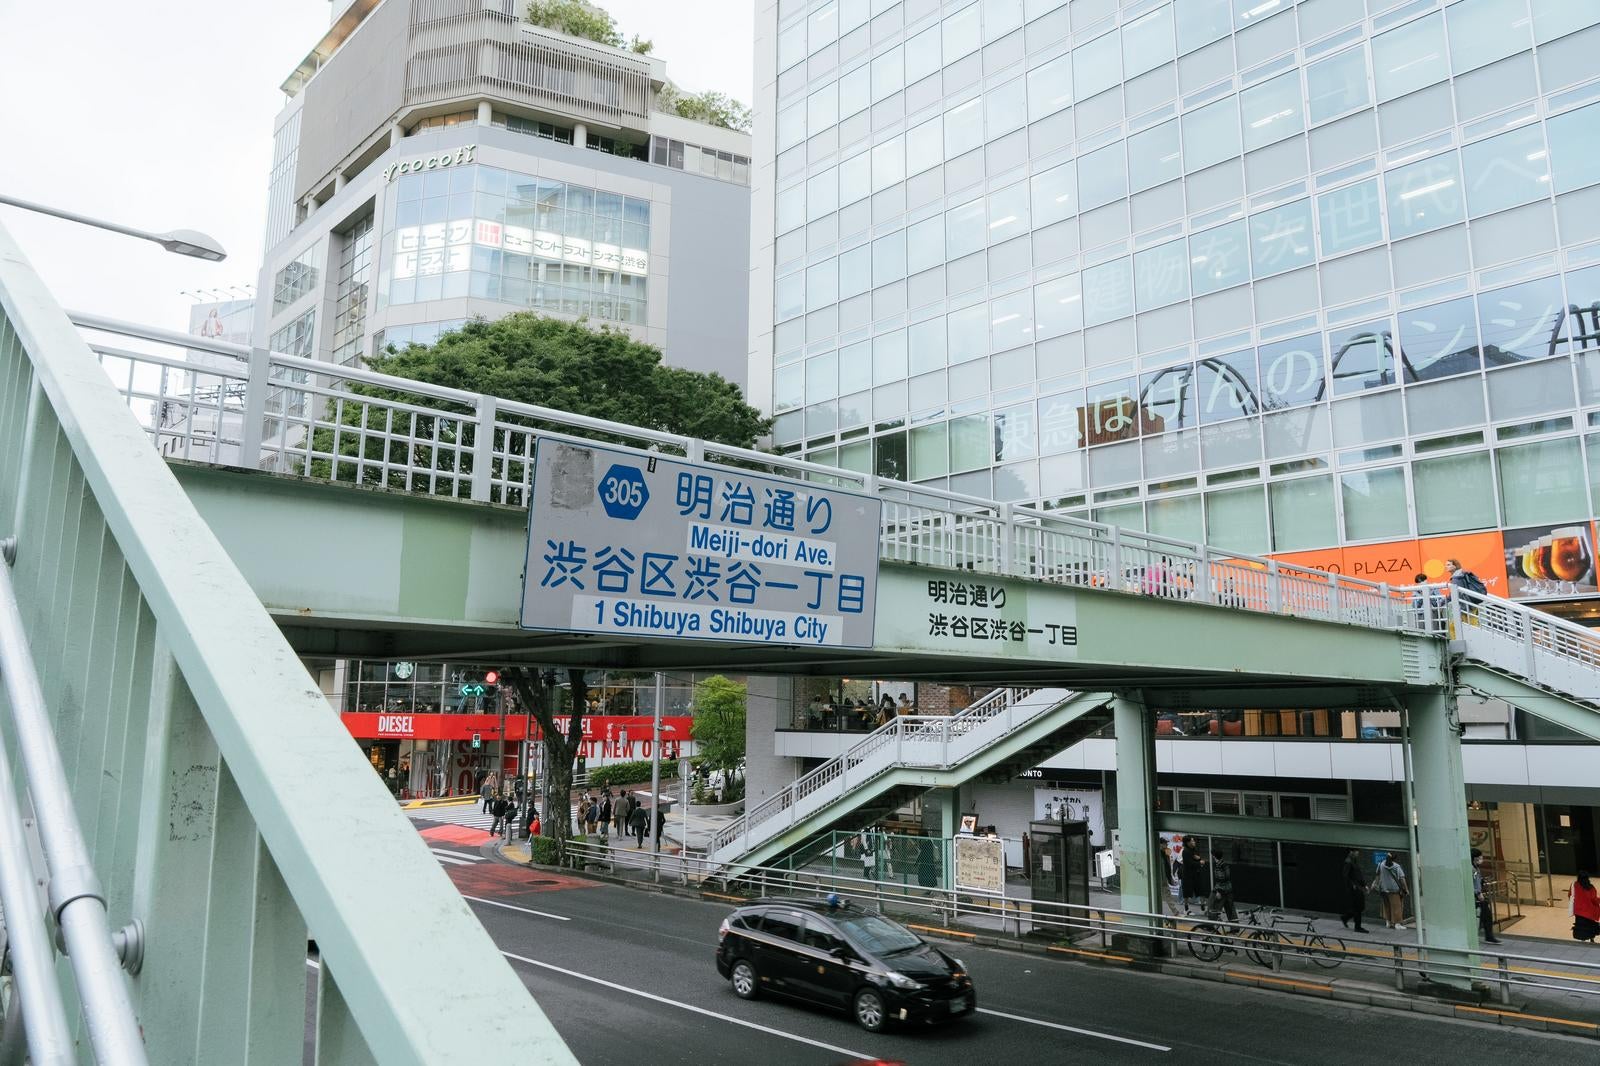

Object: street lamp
[0,193,226,261]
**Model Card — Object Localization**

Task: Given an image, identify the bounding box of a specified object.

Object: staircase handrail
[1452,587,1600,676]
[711,687,1043,858]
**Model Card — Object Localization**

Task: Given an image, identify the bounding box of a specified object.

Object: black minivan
[715,896,975,1032]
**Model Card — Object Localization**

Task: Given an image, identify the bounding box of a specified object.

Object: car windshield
[833,913,923,956]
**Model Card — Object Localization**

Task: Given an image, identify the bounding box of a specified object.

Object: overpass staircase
[709,687,1112,874]
[1449,589,1600,743]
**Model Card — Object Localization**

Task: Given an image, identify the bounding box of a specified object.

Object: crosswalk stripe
[429,849,483,865]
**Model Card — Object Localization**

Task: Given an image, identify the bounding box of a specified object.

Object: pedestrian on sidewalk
[577,796,592,838]
[1472,849,1502,943]
[654,806,666,848]
[480,775,494,813]
[489,791,509,835]
[858,833,876,882]
[1340,849,1370,932]
[1180,836,1208,915]
[1571,871,1599,943]
[614,791,629,836]
[598,790,612,843]
[1208,848,1238,922]
[1375,853,1410,929]
[629,802,648,848]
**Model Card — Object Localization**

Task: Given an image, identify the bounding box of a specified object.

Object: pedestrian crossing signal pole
[650,671,664,882]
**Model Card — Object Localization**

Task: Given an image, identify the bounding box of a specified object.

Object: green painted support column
[1112,694,1162,937]
[938,787,958,891]
[1408,690,1476,991]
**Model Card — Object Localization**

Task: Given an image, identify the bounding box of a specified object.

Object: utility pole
[649,672,664,882]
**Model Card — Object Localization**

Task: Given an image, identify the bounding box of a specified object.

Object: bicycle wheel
[1188,925,1225,962]
[1244,927,1282,968]
[1304,933,1346,969]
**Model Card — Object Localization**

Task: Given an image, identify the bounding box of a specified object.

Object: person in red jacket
[1572,871,1600,943]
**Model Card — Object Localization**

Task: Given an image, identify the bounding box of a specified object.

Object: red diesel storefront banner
[341,712,694,758]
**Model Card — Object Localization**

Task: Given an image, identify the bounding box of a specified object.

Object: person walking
[1375,853,1410,929]
[576,796,591,838]
[628,802,648,848]
[916,837,939,888]
[1180,836,1208,915]
[1473,849,1502,943]
[1340,849,1370,932]
[1446,558,1488,625]
[1571,872,1600,943]
[1209,848,1238,922]
[489,791,508,836]
[654,805,666,849]
[597,790,612,843]
[615,791,629,836]
[480,775,494,813]
[858,832,876,882]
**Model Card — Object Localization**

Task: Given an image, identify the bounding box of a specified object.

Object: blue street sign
[598,463,649,521]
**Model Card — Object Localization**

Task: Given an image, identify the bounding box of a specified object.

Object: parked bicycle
[1186,905,1346,969]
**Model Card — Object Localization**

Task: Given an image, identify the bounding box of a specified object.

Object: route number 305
[598,463,649,520]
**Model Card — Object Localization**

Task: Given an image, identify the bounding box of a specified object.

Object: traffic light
[471,732,481,749]
[485,670,499,685]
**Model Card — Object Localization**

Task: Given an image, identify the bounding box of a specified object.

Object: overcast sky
[0,0,753,332]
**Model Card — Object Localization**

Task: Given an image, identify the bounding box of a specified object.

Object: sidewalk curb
[490,854,1600,1040]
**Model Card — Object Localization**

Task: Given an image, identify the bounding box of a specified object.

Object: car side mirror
[830,946,853,961]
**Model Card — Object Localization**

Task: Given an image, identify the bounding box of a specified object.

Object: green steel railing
[0,222,576,1062]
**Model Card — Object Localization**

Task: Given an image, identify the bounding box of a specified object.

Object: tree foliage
[305,314,769,493]
[525,0,653,53]
[658,87,753,133]
[505,667,590,860]
[690,675,747,792]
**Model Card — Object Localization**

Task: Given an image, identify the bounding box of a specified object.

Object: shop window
[1497,437,1588,525]
[1413,451,1497,535]
[1340,466,1409,540]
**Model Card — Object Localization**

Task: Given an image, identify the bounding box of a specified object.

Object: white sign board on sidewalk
[954,835,1005,894]
[521,441,882,648]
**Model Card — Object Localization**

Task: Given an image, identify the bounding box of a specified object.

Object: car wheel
[853,988,888,1032]
[730,959,760,1000]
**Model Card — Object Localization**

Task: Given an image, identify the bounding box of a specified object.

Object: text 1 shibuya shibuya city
[520,442,882,648]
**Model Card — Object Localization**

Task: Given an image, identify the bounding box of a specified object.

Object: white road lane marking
[977,1006,1171,1051]
[463,895,572,922]
[503,951,871,1059]
[429,850,480,866]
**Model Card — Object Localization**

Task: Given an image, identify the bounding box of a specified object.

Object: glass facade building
[754,0,1600,605]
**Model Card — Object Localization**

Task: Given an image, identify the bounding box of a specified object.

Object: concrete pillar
[477,100,493,126]
[573,122,588,148]
[1112,693,1162,938]
[743,676,799,808]
[1408,690,1477,991]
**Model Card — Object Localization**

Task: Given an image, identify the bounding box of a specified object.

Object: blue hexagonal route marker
[598,463,649,520]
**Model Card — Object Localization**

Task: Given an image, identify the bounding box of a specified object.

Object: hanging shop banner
[954,835,1005,894]
[340,713,693,759]
[1273,530,1513,596]
[521,441,882,647]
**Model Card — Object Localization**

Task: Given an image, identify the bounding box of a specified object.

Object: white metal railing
[1452,588,1600,700]
[708,688,1093,864]
[69,311,1440,641]
[564,839,1600,1008]
[0,224,576,1062]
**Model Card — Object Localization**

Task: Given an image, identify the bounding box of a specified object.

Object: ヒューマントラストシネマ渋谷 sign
[520,441,882,647]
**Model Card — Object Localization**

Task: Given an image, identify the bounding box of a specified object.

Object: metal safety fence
[69,310,1437,642]
[0,222,576,1063]
[563,839,1600,1010]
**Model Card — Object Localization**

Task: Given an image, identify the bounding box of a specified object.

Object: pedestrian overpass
[5,219,1600,1059]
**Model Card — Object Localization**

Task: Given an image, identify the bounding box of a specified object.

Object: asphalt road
[429,841,1598,1066]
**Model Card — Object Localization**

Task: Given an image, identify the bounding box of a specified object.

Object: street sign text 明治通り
[521,442,882,648]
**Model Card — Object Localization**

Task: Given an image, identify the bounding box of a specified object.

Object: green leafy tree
[505,667,590,860]
[690,676,747,800]
[526,0,624,47]
[305,314,769,492]
[657,86,752,132]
